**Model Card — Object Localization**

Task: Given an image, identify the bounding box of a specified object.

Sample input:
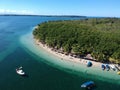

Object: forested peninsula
[33,18,120,64]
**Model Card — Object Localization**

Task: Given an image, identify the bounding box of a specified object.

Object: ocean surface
[0,16,120,90]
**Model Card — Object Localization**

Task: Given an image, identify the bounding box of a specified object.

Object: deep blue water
[0,16,120,90]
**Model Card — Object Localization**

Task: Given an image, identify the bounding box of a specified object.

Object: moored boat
[101,64,105,70]
[16,66,25,76]
[105,64,110,71]
[81,81,95,89]
[109,64,117,71]
[87,61,92,67]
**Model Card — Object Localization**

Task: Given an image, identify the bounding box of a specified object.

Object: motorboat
[81,81,95,89]
[16,66,25,76]
[87,61,92,67]
[105,64,110,71]
[101,64,105,70]
[109,64,117,71]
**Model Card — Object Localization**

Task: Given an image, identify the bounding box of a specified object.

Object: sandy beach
[34,39,114,69]
[20,32,120,83]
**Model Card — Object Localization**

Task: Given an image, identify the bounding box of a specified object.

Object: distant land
[0,14,87,18]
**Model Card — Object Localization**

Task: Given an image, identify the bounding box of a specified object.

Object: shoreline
[34,39,119,70]
[20,32,120,83]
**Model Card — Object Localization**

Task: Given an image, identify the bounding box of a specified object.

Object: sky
[0,0,120,17]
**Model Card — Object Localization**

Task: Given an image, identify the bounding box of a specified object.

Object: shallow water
[0,16,120,90]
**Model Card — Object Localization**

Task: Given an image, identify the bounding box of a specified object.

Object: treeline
[33,18,120,64]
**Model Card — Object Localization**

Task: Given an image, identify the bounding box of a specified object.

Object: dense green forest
[33,18,120,64]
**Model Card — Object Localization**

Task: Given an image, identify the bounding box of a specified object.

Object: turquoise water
[0,16,120,90]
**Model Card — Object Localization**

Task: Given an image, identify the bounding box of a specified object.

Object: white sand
[20,32,120,83]
[35,39,104,68]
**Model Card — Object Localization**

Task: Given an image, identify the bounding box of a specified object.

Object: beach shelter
[87,61,92,67]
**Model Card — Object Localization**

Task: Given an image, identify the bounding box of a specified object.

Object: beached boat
[16,66,25,76]
[101,64,105,70]
[105,64,110,71]
[87,61,92,67]
[81,81,95,89]
[109,64,117,71]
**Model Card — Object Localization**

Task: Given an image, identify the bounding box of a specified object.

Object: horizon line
[0,14,119,18]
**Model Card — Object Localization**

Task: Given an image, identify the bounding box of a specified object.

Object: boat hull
[16,69,25,76]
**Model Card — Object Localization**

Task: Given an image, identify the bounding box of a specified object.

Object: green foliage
[33,18,120,63]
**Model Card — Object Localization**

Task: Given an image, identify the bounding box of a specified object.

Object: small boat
[105,64,110,71]
[16,66,25,76]
[101,64,105,70]
[81,81,95,89]
[87,61,92,67]
[109,64,116,71]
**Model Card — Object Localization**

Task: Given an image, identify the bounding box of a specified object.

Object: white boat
[109,64,117,71]
[16,66,25,75]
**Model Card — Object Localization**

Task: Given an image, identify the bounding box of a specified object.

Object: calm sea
[0,16,119,90]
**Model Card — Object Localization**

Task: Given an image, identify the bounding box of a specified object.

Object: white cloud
[0,9,34,15]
